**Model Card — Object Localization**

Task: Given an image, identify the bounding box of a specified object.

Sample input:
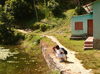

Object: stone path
[43,35,93,74]
[17,29,28,34]
[16,29,93,74]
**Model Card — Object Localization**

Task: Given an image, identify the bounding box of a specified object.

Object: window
[75,22,83,30]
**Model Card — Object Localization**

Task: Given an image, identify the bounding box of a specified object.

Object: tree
[79,0,95,5]
[0,5,16,44]
[0,0,6,5]
[4,0,35,22]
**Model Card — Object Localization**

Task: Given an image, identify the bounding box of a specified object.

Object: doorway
[87,19,93,36]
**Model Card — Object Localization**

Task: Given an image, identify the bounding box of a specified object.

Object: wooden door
[88,19,93,36]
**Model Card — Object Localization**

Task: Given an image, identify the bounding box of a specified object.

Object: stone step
[85,37,93,42]
[84,41,93,44]
[84,44,93,47]
[84,47,93,49]
[70,36,86,40]
[84,37,93,49]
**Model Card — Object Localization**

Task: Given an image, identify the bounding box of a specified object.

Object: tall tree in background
[1,0,95,25]
[80,0,95,5]
[0,5,16,44]
[0,0,6,5]
[4,0,35,22]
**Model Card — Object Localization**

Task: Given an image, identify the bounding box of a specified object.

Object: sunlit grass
[55,35,84,52]
[19,34,52,74]
[54,35,100,74]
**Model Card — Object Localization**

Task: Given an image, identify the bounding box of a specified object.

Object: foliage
[55,35,84,52]
[40,23,49,32]
[0,26,14,44]
[47,0,59,13]
[0,42,50,74]
[52,31,100,74]
[0,27,24,45]
[0,0,95,45]
[32,21,57,32]
[0,5,21,45]
[0,0,95,30]
[50,70,60,74]
[0,4,14,28]
[0,0,95,25]
[0,0,6,5]
[4,0,34,22]
[80,0,96,5]
[18,34,54,74]
[75,7,87,15]
[21,34,42,54]
[52,0,75,17]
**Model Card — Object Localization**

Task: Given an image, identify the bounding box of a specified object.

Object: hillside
[39,24,100,74]
[0,0,99,74]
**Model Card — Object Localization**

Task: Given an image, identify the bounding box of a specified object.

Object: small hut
[71,0,100,49]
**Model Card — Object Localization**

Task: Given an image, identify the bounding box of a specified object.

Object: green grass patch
[21,34,42,55]
[41,37,56,47]
[20,34,60,74]
[55,35,100,74]
[20,34,53,74]
[55,35,84,52]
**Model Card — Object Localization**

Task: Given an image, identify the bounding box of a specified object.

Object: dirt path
[44,35,92,74]
[17,29,31,34]
[15,29,92,74]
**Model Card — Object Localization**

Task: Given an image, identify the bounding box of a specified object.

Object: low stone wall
[42,47,57,70]
[40,41,59,70]
[93,39,100,49]
[40,41,79,74]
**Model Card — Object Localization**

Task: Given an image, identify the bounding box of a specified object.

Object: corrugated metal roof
[82,3,93,13]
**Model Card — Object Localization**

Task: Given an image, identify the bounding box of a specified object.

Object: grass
[41,37,60,74]
[37,10,100,73]
[12,8,100,74]
[77,50,100,69]
[20,34,41,55]
[37,15,100,73]
[20,33,60,74]
[41,37,56,47]
[0,39,50,74]
[41,31,99,74]
[54,34,100,74]
[30,12,100,74]
[55,35,84,52]
[15,33,52,74]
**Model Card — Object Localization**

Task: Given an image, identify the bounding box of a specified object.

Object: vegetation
[19,33,59,74]
[0,0,95,44]
[43,25,100,74]
[20,34,42,55]
[0,0,99,74]
[0,37,51,74]
[56,35,100,74]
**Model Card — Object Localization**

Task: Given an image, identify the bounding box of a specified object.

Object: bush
[32,21,57,31]
[0,26,24,45]
[40,23,49,32]
[33,23,50,31]
[33,23,40,30]
[21,34,42,55]
[75,7,86,15]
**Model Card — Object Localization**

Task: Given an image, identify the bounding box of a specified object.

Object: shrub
[0,26,24,45]
[32,21,56,31]
[33,23,40,30]
[40,23,49,32]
